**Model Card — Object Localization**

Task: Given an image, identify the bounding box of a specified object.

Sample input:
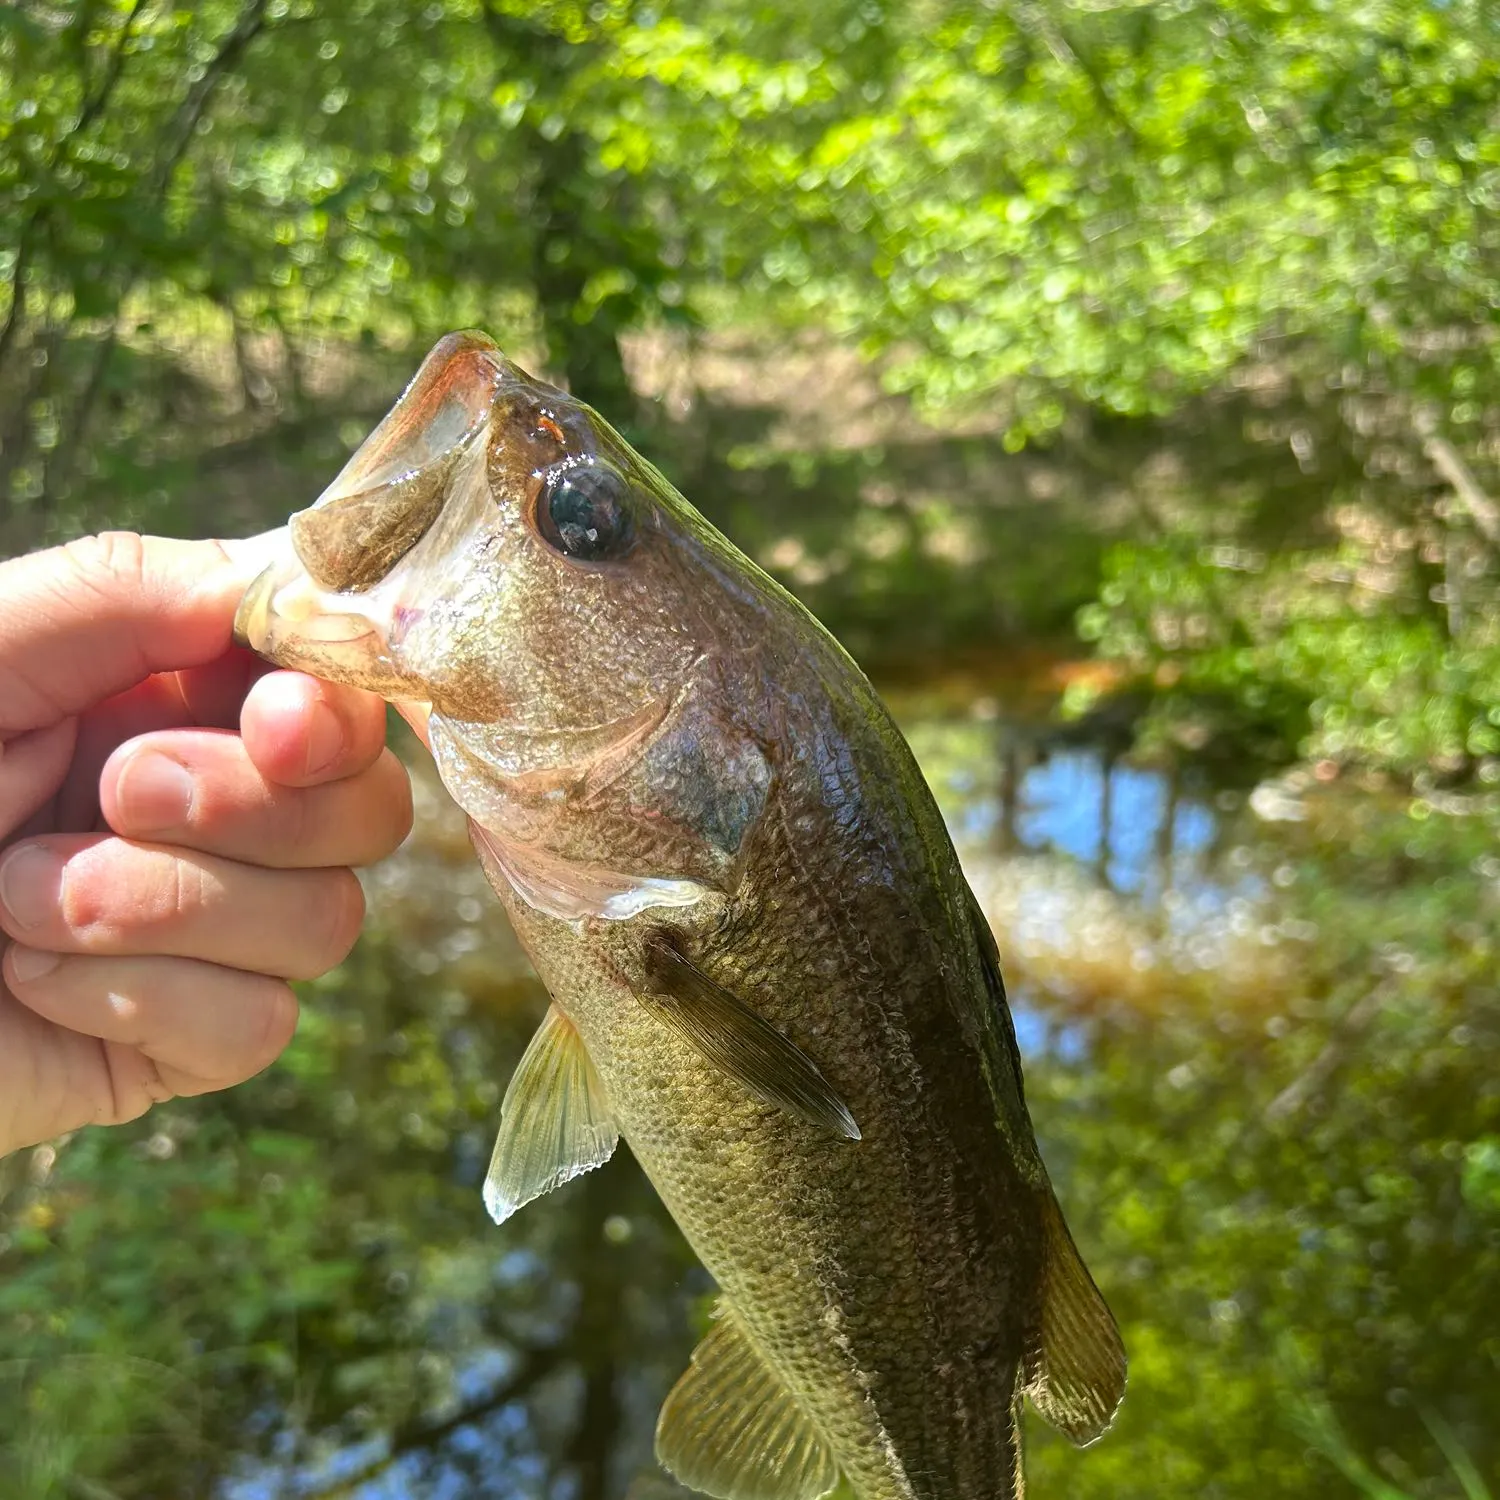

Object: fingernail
[304,700,344,778]
[8,945,59,983]
[117,751,195,833]
[0,845,63,932]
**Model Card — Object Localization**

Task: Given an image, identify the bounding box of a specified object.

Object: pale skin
[0,531,414,1159]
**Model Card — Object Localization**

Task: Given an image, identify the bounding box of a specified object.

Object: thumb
[0,530,287,737]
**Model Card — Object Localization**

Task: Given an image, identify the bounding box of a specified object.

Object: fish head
[236,331,777,920]
[236,329,720,728]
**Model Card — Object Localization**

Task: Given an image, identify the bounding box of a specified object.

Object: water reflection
[3,680,1497,1500]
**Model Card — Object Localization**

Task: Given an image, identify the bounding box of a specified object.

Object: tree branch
[76,0,151,141]
[1424,432,1500,547]
[1019,2,1140,146]
[0,0,150,377]
[151,0,271,193]
[299,1345,564,1499]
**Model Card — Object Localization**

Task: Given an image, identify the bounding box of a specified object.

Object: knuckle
[178,782,219,841]
[62,532,148,602]
[168,853,215,931]
[101,1042,168,1127]
[56,867,99,935]
[56,847,124,936]
[169,859,197,927]
[61,845,212,941]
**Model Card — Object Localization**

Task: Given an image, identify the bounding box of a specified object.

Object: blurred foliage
[901,706,1500,1500]
[1022,782,1500,1499]
[3,0,1499,781]
[0,922,702,1499]
[3,2,1500,1498]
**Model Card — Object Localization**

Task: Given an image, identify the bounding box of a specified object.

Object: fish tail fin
[1023,1190,1127,1446]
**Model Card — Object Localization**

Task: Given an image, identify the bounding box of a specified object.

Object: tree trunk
[480,4,636,421]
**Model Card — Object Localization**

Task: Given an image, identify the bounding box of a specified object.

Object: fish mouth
[233,553,378,653]
[233,556,440,759]
[290,330,506,595]
[232,329,510,701]
[232,531,413,701]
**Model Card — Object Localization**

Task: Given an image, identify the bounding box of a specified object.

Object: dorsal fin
[483,1003,619,1225]
[656,1302,840,1500]
[1024,1191,1127,1444]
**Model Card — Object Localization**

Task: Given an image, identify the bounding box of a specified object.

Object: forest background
[2,4,1499,1499]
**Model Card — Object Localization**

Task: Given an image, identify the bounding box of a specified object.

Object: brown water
[2,669,1497,1500]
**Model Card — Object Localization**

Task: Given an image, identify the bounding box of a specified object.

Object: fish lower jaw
[234,561,413,699]
[235,562,379,649]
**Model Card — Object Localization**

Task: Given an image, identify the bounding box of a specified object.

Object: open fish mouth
[233,551,380,652]
[289,330,505,595]
[231,535,400,694]
[232,329,508,698]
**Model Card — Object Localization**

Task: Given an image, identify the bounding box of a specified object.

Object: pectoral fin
[483,1003,619,1225]
[656,1302,840,1500]
[639,931,860,1141]
[1023,1191,1127,1444]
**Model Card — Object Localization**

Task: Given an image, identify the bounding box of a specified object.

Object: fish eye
[535,465,634,562]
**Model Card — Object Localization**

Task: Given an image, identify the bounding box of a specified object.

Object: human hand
[0,532,413,1158]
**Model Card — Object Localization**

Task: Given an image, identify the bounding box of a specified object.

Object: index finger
[0,531,283,738]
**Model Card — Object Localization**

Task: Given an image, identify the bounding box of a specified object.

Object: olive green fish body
[493,637,1040,1499]
[235,332,1125,1500]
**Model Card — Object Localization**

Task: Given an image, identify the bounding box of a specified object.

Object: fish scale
[235,330,1126,1500]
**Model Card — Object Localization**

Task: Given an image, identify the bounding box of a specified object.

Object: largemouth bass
[235,331,1126,1500]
